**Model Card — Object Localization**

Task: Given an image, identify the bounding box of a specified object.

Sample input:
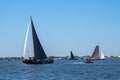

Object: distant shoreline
[0,56,120,60]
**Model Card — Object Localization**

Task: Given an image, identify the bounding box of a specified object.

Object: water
[0,59,120,80]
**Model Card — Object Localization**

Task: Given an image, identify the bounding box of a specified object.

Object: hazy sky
[0,0,120,57]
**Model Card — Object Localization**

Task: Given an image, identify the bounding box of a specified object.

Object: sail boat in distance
[23,17,54,64]
[69,51,77,60]
[89,45,105,60]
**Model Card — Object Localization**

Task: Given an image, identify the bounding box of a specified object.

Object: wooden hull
[84,58,105,64]
[89,58,105,60]
[23,59,54,64]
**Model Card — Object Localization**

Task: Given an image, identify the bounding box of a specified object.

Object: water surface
[0,59,120,80]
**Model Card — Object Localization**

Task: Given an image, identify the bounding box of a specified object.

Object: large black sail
[30,17,47,60]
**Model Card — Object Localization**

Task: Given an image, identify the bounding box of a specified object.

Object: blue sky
[0,0,120,57]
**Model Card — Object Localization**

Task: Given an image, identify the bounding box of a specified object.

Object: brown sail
[89,45,105,60]
[90,45,100,60]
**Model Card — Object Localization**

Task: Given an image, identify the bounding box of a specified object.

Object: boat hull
[85,59,93,63]
[85,61,93,64]
[23,59,54,64]
[89,58,105,60]
[69,58,78,60]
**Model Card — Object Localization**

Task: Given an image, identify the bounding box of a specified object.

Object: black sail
[70,51,75,60]
[30,17,47,60]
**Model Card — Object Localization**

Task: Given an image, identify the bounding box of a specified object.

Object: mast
[30,17,47,60]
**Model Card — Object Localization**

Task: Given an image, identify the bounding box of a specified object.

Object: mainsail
[23,17,47,60]
[31,17,47,60]
[69,51,76,60]
[90,45,105,60]
[90,45,100,59]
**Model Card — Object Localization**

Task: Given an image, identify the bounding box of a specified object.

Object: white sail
[23,20,34,59]
[100,51,105,59]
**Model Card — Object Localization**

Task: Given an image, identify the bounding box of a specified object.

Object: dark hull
[85,59,93,64]
[69,58,78,60]
[85,61,93,63]
[23,59,54,64]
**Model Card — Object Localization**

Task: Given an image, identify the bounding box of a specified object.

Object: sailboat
[85,45,105,63]
[23,17,54,64]
[69,51,77,60]
[89,45,105,60]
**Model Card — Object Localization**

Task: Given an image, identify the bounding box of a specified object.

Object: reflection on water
[0,59,120,80]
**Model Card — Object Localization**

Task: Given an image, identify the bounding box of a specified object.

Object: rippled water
[0,59,120,80]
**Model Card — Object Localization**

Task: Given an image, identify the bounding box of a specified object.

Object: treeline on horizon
[0,55,120,60]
